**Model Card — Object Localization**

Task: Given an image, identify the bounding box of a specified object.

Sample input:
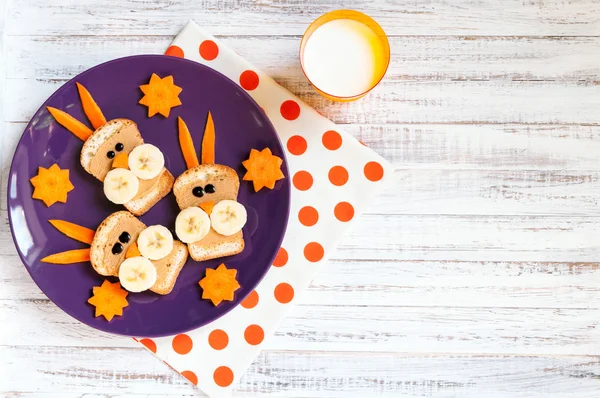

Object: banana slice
[210,200,247,236]
[175,207,211,243]
[137,225,174,260]
[128,143,165,180]
[103,168,140,204]
[118,256,157,293]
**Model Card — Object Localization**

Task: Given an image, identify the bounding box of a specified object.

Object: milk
[302,19,386,98]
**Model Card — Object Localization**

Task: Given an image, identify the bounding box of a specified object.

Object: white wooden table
[2,0,600,396]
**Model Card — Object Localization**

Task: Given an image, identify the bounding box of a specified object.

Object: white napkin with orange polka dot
[136,21,391,397]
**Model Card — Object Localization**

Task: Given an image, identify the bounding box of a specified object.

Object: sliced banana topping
[128,143,165,180]
[103,168,139,204]
[210,200,247,236]
[175,207,211,244]
[118,256,157,293]
[137,225,174,260]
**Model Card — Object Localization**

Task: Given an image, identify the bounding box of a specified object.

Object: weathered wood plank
[2,299,599,355]
[2,346,600,397]
[6,35,600,81]
[5,77,600,125]
[6,0,600,36]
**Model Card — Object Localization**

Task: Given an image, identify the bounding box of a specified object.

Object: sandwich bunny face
[173,114,247,262]
[42,211,189,295]
[47,84,174,216]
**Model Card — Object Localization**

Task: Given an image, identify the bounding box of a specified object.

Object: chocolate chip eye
[115,143,124,152]
[112,242,124,255]
[119,232,131,243]
[205,184,216,194]
[107,150,116,159]
[192,186,205,197]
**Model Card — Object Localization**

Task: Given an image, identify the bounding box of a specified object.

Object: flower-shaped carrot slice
[139,73,182,118]
[87,280,129,321]
[242,147,285,192]
[30,164,75,207]
[199,263,240,306]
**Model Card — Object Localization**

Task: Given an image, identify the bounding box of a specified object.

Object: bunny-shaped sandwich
[42,211,189,295]
[47,83,174,216]
[173,113,247,261]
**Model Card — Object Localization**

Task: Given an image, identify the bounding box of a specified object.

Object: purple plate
[8,55,290,337]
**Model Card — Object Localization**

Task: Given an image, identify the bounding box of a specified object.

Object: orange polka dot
[165,45,184,58]
[334,202,355,222]
[208,329,229,350]
[287,135,307,156]
[364,161,384,182]
[139,338,156,353]
[293,171,313,191]
[181,370,198,385]
[241,290,259,308]
[172,334,193,355]
[274,282,294,304]
[298,206,319,226]
[244,324,265,345]
[273,247,288,267]
[199,40,219,61]
[328,166,349,186]
[322,130,342,150]
[280,100,300,121]
[213,366,234,387]
[239,70,259,91]
[304,242,324,263]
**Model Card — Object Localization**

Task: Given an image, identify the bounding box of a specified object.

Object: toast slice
[80,118,173,216]
[90,211,189,295]
[173,164,245,261]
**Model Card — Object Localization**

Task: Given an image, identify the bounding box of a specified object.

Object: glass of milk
[300,10,390,102]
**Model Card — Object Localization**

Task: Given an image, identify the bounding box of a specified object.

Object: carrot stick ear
[41,248,91,264]
[49,220,95,244]
[47,106,93,141]
[178,117,199,169]
[76,82,107,129]
[201,111,215,164]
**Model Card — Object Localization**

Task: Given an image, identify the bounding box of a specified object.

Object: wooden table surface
[2,0,600,396]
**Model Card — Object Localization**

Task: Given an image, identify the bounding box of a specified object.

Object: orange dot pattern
[293,171,313,191]
[172,334,193,355]
[181,370,198,385]
[272,247,288,267]
[298,206,319,227]
[140,338,157,354]
[274,282,294,304]
[241,290,259,309]
[208,329,229,350]
[213,366,234,387]
[287,135,307,156]
[322,130,342,150]
[165,45,184,58]
[199,40,219,60]
[304,242,324,263]
[280,100,300,121]
[329,166,349,186]
[364,161,384,182]
[240,70,260,91]
[244,324,265,345]
[334,202,355,222]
